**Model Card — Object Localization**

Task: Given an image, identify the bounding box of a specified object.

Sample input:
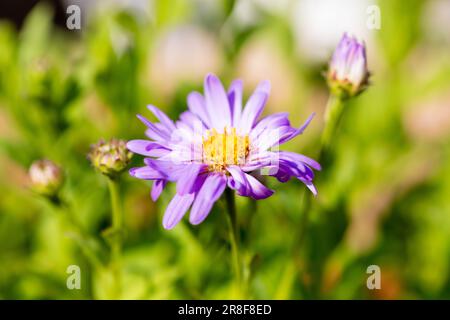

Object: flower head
[128,74,321,229]
[327,33,369,99]
[29,159,64,197]
[88,138,133,178]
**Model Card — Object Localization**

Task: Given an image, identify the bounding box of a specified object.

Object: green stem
[278,94,346,298]
[107,177,123,299]
[295,95,345,256]
[224,188,244,298]
[321,96,345,150]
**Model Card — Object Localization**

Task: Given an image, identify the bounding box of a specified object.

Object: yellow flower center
[202,128,250,172]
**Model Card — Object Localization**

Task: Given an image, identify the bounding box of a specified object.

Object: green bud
[88,139,133,179]
[29,159,64,197]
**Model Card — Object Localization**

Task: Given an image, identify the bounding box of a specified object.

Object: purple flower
[328,33,369,98]
[128,74,321,229]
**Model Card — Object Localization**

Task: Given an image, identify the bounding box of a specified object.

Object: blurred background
[0,0,449,299]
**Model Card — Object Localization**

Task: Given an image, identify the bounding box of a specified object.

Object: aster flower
[128,74,321,229]
[29,159,64,197]
[327,33,369,99]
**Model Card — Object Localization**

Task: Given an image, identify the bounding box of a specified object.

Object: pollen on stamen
[202,127,250,172]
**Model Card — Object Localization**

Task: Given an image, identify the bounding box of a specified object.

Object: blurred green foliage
[0,0,449,299]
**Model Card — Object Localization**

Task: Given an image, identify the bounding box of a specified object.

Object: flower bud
[327,33,369,99]
[88,139,133,178]
[29,159,64,197]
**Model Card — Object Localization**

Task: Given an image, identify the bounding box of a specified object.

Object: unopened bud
[327,33,370,99]
[88,139,133,178]
[29,159,64,197]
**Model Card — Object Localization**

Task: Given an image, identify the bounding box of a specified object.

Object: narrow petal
[227,166,273,199]
[137,114,170,141]
[228,79,243,127]
[253,113,315,151]
[187,92,211,127]
[253,125,295,151]
[255,80,271,96]
[239,80,270,133]
[189,174,226,225]
[246,151,319,181]
[176,164,205,195]
[127,140,171,157]
[243,173,274,199]
[151,180,167,201]
[129,166,166,180]
[226,165,248,195]
[147,105,176,131]
[299,179,318,196]
[276,159,315,181]
[250,113,289,140]
[204,74,231,130]
[179,111,206,131]
[163,193,195,229]
[239,92,268,133]
[280,113,315,144]
[278,151,321,171]
[144,159,187,181]
[273,168,291,182]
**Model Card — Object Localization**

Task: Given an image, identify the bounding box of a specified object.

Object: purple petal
[144,159,187,181]
[277,159,314,181]
[147,105,176,131]
[127,140,171,157]
[239,92,268,133]
[240,151,273,171]
[255,80,271,96]
[279,113,315,145]
[204,74,232,130]
[226,165,248,195]
[243,173,274,200]
[163,193,195,229]
[240,161,272,172]
[151,180,167,201]
[227,166,273,199]
[176,164,205,195]
[228,79,243,127]
[189,174,226,225]
[250,113,290,140]
[299,179,318,196]
[253,125,295,151]
[137,114,170,141]
[187,92,211,127]
[273,168,291,182]
[179,111,206,131]
[278,151,321,171]
[129,166,166,180]
[243,148,319,189]
[190,173,208,193]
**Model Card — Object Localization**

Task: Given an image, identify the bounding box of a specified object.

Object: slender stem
[278,95,346,298]
[321,96,345,150]
[224,188,244,298]
[296,95,344,256]
[107,177,123,299]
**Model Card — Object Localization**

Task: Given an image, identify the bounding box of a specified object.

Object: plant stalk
[321,96,345,150]
[224,188,245,298]
[107,177,123,299]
